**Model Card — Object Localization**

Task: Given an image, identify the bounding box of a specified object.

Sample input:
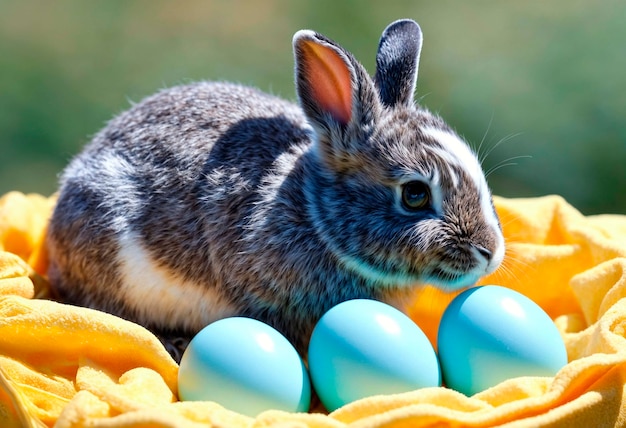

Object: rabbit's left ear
[374,19,423,108]
[293,30,381,170]
[293,30,357,128]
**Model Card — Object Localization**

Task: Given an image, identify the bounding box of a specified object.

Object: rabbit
[46,19,505,361]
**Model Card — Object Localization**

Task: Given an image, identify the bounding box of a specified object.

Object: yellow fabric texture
[0,190,625,427]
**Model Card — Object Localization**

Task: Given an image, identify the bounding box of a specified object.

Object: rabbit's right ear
[374,19,423,108]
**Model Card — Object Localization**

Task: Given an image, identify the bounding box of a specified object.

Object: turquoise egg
[438,285,568,396]
[308,299,441,412]
[178,317,310,416]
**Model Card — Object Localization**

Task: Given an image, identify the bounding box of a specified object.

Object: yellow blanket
[1,191,625,428]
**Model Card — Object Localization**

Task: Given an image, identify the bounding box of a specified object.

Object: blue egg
[438,285,568,396]
[308,299,441,411]
[178,317,310,416]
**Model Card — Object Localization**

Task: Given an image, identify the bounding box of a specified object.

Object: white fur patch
[422,127,484,189]
[422,127,505,272]
[488,224,506,273]
[116,231,237,331]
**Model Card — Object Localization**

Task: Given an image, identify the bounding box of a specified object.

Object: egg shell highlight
[308,299,441,412]
[178,317,310,417]
[438,285,568,396]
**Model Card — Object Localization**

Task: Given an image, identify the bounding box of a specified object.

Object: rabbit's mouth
[425,266,481,291]
[338,252,481,291]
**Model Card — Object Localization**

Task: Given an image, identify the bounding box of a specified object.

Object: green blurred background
[1,0,624,214]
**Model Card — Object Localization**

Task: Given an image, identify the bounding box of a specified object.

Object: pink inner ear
[301,40,353,126]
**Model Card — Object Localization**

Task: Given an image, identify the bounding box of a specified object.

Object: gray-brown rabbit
[46,19,505,361]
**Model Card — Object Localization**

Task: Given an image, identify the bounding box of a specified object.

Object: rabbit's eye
[401,181,430,211]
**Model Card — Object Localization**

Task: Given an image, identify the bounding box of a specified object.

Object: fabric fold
[0,192,624,427]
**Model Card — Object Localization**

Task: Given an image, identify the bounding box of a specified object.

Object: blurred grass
[0,0,624,214]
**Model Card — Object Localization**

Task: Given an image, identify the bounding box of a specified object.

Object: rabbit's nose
[473,244,493,262]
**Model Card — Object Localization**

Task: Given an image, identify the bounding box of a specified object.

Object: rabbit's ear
[293,31,354,127]
[374,19,423,108]
[294,30,380,170]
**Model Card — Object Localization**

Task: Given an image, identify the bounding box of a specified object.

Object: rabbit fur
[46,19,505,360]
